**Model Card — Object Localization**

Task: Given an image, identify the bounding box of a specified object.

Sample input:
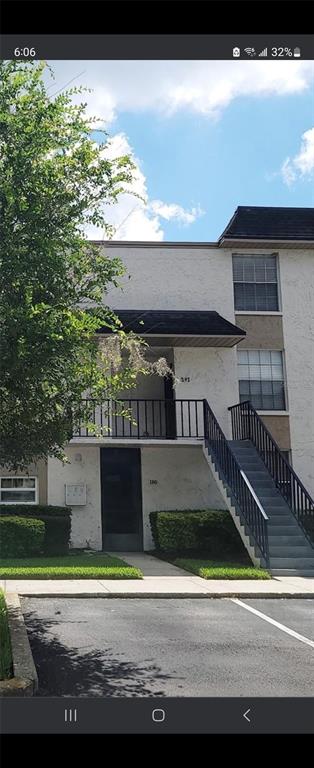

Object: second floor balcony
[73,398,205,441]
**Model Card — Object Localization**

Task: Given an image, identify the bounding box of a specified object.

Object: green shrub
[149,510,243,554]
[0,590,12,680]
[0,505,71,555]
[0,516,45,558]
[0,504,70,518]
[40,515,71,555]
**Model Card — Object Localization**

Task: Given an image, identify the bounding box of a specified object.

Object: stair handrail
[228,400,314,546]
[240,471,269,521]
[203,399,269,565]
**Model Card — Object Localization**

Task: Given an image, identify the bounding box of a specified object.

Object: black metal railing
[203,399,269,564]
[74,398,204,440]
[229,400,314,544]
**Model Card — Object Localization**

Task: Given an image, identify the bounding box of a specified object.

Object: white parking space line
[230,599,314,650]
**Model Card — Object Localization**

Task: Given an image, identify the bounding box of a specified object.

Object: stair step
[270,557,314,568]
[228,440,250,445]
[229,445,252,451]
[266,511,294,519]
[269,545,313,557]
[242,466,267,474]
[240,463,264,470]
[248,469,277,480]
[252,486,277,494]
[268,522,301,530]
[268,518,301,527]
[269,535,307,544]
[232,448,254,459]
[234,452,261,458]
[268,516,300,524]
[255,489,282,498]
[234,454,262,461]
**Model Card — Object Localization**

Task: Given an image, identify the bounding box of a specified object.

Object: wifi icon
[244,48,256,57]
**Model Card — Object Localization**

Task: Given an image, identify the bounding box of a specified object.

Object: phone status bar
[1,35,313,61]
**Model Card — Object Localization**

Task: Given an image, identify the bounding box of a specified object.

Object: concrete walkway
[112,551,191,576]
[1,577,314,597]
[1,550,314,598]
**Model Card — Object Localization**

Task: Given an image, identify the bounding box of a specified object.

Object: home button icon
[152,708,166,723]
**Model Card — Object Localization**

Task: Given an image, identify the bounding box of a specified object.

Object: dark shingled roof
[219,206,314,242]
[98,310,245,337]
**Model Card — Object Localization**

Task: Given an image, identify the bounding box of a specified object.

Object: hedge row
[0,505,71,518]
[149,510,243,554]
[0,517,45,558]
[0,505,71,556]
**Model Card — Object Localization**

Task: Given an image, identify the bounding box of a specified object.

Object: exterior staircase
[203,398,314,576]
[228,440,314,576]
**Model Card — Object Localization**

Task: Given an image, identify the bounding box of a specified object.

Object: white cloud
[281,127,314,186]
[84,133,204,241]
[48,60,314,125]
[149,200,204,225]
[281,158,297,186]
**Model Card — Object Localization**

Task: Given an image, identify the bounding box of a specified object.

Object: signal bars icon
[259,48,268,57]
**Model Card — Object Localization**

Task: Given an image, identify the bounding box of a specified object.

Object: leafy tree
[0,61,169,469]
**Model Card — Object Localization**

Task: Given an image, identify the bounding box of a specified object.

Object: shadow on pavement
[23,611,176,697]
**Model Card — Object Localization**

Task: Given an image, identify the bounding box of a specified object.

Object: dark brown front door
[101,448,143,551]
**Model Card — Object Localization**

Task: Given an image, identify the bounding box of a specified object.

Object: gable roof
[219,206,314,243]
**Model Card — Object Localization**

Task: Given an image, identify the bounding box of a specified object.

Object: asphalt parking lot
[21,598,314,698]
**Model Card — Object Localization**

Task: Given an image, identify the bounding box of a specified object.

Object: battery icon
[294,47,301,57]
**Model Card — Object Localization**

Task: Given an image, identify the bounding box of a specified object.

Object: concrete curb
[16,591,314,599]
[0,593,38,697]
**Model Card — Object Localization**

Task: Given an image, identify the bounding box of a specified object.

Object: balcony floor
[69,437,203,446]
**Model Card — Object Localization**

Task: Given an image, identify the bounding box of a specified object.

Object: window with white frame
[233,254,279,311]
[0,477,38,504]
[238,350,286,410]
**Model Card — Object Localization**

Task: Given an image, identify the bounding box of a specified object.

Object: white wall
[174,348,239,437]
[103,245,236,322]
[47,444,226,551]
[48,446,102,550]
[280,249,314,495]
[101,243,239,435]
[141,445,227,549]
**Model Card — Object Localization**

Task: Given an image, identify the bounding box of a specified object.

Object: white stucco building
[2,206,314,571]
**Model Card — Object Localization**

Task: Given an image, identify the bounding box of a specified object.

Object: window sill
[256,411,289,416]
[235,311,283,316]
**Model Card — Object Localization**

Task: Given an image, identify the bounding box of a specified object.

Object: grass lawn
[0,589,13,680]
[173,558,271,579]
[151,551,270,579]
[0,552,143,580]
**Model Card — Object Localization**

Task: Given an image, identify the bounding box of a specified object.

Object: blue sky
[112,91,314,240]
[49,60,314,240]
